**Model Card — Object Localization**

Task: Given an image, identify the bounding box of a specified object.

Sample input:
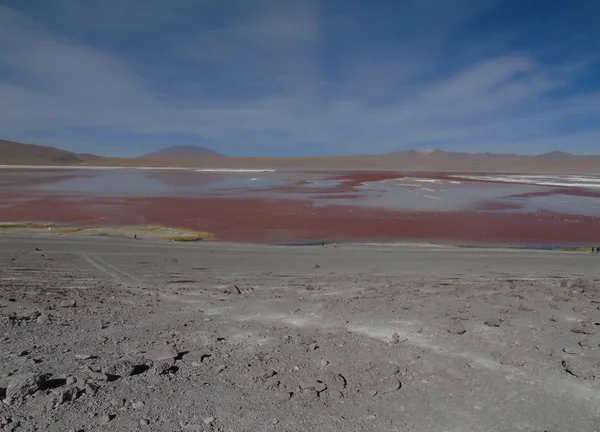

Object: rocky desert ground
[1,236,599,431]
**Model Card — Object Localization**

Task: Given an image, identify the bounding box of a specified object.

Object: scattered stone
[275,391,292,401]
[563,346,582,355]
[314,264,321,269]
[313,381,327,393]
[100,414,114,425]
[216,365,227,373]
[56,386,82,406]
[250,368,277,380]
[99,320,110,329]
[322,372,347,392]
[59,299,76,308]
[571,321,595,335]
[75,354,93,360]
[380,378,402,394]
[484,319,501,328]
[518,303,534,312]
[571,278,595,291]
[132,401,145,409]
[448,319,466,335]
[299,387,319,401]
[298,335,317,346]
[84,381,100,396]
[262,376,280,390]
[140,419,150,426]
[383,364,400,377]
[561,359,597,379]
[5,373,47,401]
[152,361,175,375]
[36,313,51,324]
[491,351,526,367]
[320,359,329,368]
[102,359,136,378]
[66,376,77,386]
[203,417,215,425]
[368,389,378,396]
[391,333,400,344]
[233,285,242,294]
[145,345,179,362]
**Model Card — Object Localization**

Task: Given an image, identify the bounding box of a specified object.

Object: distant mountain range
[140,145,225,158]
[0,139,102,165]
[0,139,598,174]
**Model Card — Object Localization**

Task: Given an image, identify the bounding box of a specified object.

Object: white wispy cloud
[0,1,599,155]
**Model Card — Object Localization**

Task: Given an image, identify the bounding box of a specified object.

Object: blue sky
[0,0,599,157]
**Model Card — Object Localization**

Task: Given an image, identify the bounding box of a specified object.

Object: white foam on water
[452,174,600,189]
[195,168,276,173]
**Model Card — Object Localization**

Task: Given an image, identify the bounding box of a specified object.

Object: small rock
[250,368,277,380]
[152,361,175,375]
[59,299,76,308]
[262,376,280,390]
[299,387,319,401]
[57,386,82,405]
[563,346,582,355]
[320,359,329,367]
[100,414,114,425]
[36,313,50,324]
[140,419,150,426]
[275,391,292,401]
[6,373,47,401]
[145,345,179,362]
[381,378,402,394]
[84,381,100,395]
[484,319,501,328]
[216,365,226,373]
[102,359,135,378]
[368,389,378,396]
[328,390,344,400]
[313,381,327,393]
[383,364,400,377]
[561,359,595,379]
[298,334,317,346]
[75,354,93,360]
[391,333,400,344]
[571,321,596,335]
[203,417,215,425]
[132,401,144,409]
[448,319,466,335]
[66,376,77,386]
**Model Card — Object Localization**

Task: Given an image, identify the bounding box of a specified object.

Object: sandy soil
[1,236,599,431]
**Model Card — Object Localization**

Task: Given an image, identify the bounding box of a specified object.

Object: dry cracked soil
[1,236,600,431]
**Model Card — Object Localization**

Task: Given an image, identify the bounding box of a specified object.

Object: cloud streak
[0,1,599,156]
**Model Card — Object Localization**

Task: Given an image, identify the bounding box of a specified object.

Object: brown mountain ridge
[1,139,599,174]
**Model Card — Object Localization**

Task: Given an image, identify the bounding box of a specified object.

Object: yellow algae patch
[0,222,33,228]
[0,222,214,242]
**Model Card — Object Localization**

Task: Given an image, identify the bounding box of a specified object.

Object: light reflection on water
[1,169,599,216]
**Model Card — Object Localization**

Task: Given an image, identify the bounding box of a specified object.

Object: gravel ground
[1,236,599,431]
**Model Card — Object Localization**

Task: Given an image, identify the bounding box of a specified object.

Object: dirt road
[1,236,599,431]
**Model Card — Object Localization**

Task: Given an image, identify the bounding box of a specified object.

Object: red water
[2,169,600,245]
